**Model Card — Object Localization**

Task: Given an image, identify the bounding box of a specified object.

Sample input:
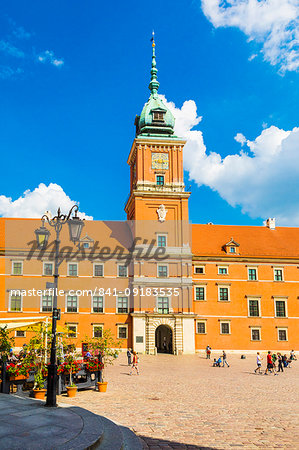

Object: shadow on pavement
[138,435,218,449]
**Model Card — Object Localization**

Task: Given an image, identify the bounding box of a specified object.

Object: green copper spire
[149,32,160,96]
[135,33,176,138]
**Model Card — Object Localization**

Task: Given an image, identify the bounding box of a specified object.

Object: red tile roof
[192,224,299,258]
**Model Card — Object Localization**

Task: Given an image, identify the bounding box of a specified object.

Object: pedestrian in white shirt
[254,352,262,374]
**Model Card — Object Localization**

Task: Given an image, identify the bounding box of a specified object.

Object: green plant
[84,329,121,382]
[63,352,80,386]
[6,362,29,377]
[0,326,15,362]
[34,371,45,390]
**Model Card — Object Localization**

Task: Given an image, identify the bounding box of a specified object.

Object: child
[130,351,139,375]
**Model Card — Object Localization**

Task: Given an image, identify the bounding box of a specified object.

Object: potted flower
[85,359,104,373]
[32,370,46,400]
[59,353,80,397]
[6,362,28,381]
[84,329,120,392]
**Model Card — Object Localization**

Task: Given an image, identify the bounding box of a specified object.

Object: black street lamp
[34,205,84,407]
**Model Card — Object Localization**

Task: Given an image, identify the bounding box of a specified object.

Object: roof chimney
[266,218,276,230]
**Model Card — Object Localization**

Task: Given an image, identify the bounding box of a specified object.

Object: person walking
[206,345,211,359]
[254,352,262,374]
[265,351,274,375]
[130,351,139,375]
[290,350,296,360]
[277,353,284,372]
[127,348,132,366]
[272,353,278,375]
[222,350,229,367]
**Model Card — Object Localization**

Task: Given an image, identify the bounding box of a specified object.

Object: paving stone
[56,352,299,449]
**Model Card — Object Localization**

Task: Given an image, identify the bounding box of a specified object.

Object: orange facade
[1,44,298,353]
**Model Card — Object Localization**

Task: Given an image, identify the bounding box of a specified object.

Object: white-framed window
[66,323,77,338]
[274,267,284,281]
[43,262,53,276]
[218,285,230,302]
[248,267,258,281]
[41,294,53,312]
[251,328,261,341]
[118,264,128,278]
[248,298,260,317]
[117,296,128,313]
[93,263,104,277]
[93,324,103,338]
[66,295,78,313]
[12,261,23,276]
[229,246,236,254]
[194,286,206,301]
[68,262,78,277]
[218,266,228,275]
[83,242,90,249]
[9,292,22,312]
[157,297,170,314]
[15,330,26,338]
[117,324,128,339]
[157,264,168,278]
[92,296,104,313]
[196,321,206,334]
[274,298,287,318]
[194,265,205,275]
[157,234,167,247]
[220,321,230,335]
[277,327,288,341]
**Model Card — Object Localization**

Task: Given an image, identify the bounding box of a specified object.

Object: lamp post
[35,205,84,407]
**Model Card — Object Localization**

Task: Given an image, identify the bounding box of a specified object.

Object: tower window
[153,111,165,122]
[156,175,164,186]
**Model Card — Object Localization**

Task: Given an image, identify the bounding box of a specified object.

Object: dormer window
[153,111,165,122]
[80,234,94,250]
[223,238,240,255]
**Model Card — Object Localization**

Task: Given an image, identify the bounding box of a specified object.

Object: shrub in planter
[83,329,121,391]
[32,371,46,400]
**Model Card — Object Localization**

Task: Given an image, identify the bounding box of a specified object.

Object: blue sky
[0,1,298,225]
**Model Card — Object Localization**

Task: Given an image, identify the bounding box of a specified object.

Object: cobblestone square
[58,352,299,449]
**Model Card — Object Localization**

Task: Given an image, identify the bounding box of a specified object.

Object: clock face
[152,153,169,170]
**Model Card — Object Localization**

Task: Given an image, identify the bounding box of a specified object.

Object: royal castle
[1,39,298,353]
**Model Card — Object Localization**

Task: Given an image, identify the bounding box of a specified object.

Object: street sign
[46,282,55,289]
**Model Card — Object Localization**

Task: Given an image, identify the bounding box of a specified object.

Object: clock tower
[125,37,190,222]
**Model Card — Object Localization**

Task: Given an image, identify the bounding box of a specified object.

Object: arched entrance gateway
[155,325,173,354]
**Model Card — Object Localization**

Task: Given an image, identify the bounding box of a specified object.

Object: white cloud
[201,0,299,73]
[0,183,92,220]
[37,50,64,67]
[161,95,299,226]
[234,132,246,145]
[0,40,25,58]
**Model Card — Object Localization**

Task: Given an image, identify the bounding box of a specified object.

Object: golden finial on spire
[151,30,155,48]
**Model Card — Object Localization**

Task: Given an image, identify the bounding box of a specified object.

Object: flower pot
[97,381,108,392]
[66,386,78,397]
[9,375,27,381]
[32,389,46,400]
